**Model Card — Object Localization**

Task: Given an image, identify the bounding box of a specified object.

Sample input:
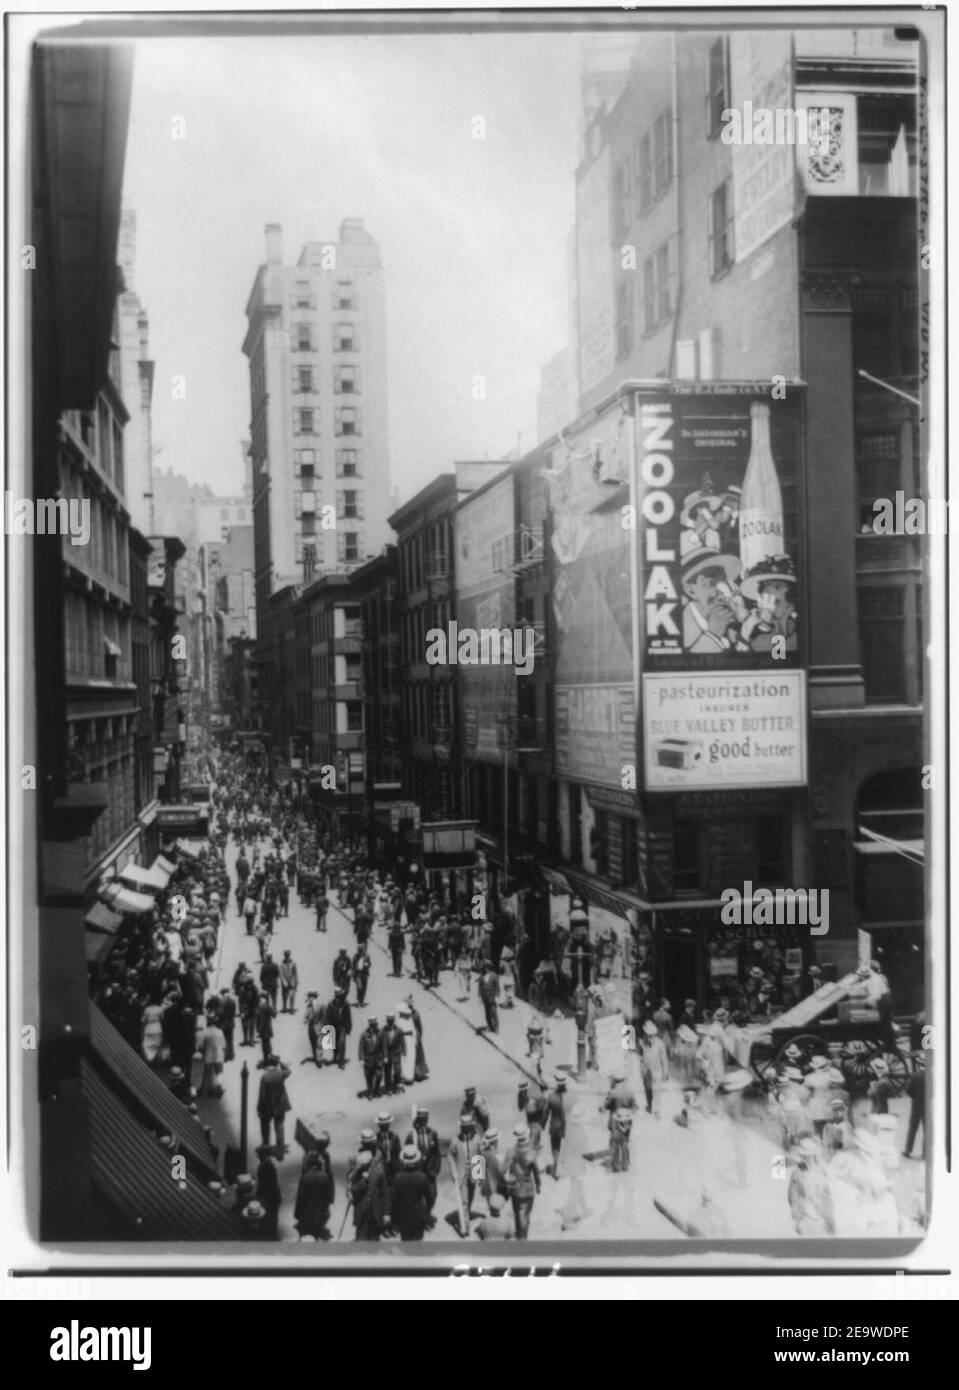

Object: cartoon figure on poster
[678,402,798,656]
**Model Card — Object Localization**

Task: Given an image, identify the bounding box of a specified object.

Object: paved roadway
[195,832,923,1245]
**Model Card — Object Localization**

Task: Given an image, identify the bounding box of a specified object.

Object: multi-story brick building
[535,26,924,1014]
[349,548,403,857]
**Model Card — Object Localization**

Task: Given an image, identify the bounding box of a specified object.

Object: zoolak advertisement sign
[633,382,806,792]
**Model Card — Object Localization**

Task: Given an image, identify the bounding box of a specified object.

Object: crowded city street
[108,746,924,1246]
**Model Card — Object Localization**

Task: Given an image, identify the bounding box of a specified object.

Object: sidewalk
[363,923,798,1239]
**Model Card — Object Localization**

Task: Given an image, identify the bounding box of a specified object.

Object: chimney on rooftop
[265,223,283,265]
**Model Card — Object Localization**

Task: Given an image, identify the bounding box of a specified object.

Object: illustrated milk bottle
[738,402,784,574]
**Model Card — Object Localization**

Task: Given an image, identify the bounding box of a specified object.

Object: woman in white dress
[397,1004,417,1086]
[140,1000,165,1066]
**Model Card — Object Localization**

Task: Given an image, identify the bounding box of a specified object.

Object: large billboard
[547,400,633,788]
[635,384,802,670]
[454,473,516,759]
[634,383,805,792]
[729,31,798,263]
[643,669,806,791]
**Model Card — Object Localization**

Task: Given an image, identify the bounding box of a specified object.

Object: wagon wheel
[748,1039,777,1082]
[882,1046,911,1097]
[839,1039,874,1096]
[774,1033,826,1075]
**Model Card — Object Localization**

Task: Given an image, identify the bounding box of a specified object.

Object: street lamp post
[239,1061,249,1170]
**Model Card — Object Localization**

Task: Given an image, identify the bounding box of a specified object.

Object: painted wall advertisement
[634,384,805,792]
[729,31,798,263]
[635,385,802,671]
[576,145,614,396]
[555,684,634,786]
[455,474,516,758]
[547,399,634,789]
[643,669,806,791]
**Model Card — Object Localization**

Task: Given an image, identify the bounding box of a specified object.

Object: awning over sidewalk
[80,1059,241,1239]
[119,861,171,892]
[88,1004,219,1180]
[84,930,116,964]
[101,882,155,915]
[84,902,124,933]
[154,854,176,875]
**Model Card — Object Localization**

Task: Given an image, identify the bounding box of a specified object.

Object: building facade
[535,26,923,1015]
[243,218,392,714]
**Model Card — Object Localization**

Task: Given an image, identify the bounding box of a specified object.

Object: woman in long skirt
[407,998,429,1082]
[141,1000,165,1066]
[397,1005,417,1085]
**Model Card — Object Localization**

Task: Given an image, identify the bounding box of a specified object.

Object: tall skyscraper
[243,219,392,658]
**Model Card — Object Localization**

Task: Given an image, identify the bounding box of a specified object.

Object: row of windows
[402,682,452,741]
[290,278,358,312]
[291,321,359,353]
[293,407,362,436]
[59,463,130,588]
[399,519,451,594]
[291,365,361,394]
[400,601,452,664]
[615,179,733,352]
[612,105,673,239]
[63,407,125,496]
[294,532,361,564]
[64,592,131,682]
[294,447,362,478]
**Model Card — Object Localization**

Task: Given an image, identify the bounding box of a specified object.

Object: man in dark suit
[404,1105,441,1223]
[391,1146,432,1241]
[374,1112,402,1178]
[255,993,277,1066]
[256,1055,292,1154]
[380,1011,406,1094]
[325,987,352,1069]
[255,1144,282,1239]
[358,1017,382,1097]
[218,987,237,1062]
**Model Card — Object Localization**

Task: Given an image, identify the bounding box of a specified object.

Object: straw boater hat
[483,1128,499,1144]
[242,1201,265,1222]
[400,1145,421,1168]
[809,1055,829,1070]
[680,481,722,526]
[739,555,797,602]
[681,545,741,588]
[643,1020,658,1036]
[748,966,763,979]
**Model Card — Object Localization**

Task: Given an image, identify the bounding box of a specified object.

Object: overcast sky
[121,30,593,503]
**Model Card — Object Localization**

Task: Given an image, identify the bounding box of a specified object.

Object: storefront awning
[84,902,124,933]
[119,861,171,892]
[101,883,155,915]
[85,930,115,964]
[88,1004,220,1180]
[79,1058,241,1239]
[855,836,924,862]
[154,854,176,875]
